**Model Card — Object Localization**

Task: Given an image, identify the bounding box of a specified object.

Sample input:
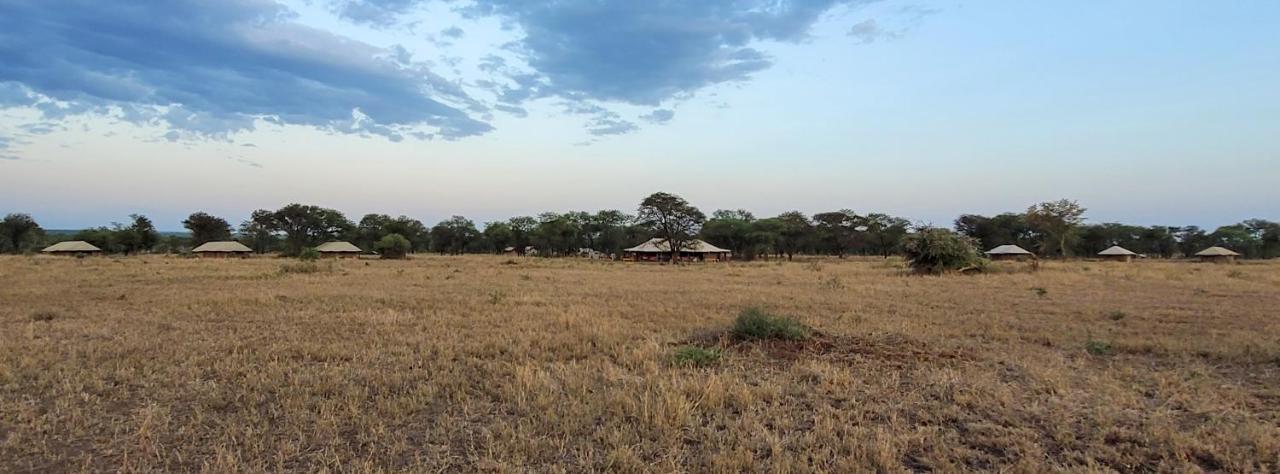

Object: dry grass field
[2,255,1278,472]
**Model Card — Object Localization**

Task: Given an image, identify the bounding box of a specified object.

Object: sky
[1,0,1277,231]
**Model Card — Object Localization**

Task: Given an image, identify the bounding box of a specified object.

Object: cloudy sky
[1,0,1277,230]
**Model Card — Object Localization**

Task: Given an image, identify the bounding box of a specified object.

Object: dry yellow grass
[2,255,1278,472]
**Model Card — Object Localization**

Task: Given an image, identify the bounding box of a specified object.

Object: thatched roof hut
[316,241,362,257]
[1097,245,1138,262]
[192,241,252,258]
[1195,246,1239,263]
[41,241,102,255]
[623,238,730,262]
[984,244,1034,261]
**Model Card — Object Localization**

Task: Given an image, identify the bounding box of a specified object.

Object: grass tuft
[1086,339,1114,356]
[672,346,722,367]
[30,310,57,322]
[730,307,810,341]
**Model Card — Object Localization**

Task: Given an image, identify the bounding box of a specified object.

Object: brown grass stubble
[0,255,1277,471]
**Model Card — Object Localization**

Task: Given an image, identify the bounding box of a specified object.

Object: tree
[507,216,538,255]
[636,192,706,263]
[430,216,480,255]
[375,233,411,259]
[182,212,231,246]
[813,210,858,258]
[121,214,159,254]
[955,213,1034,252]
[239,209,279,253]
[1025,199,1086,257]
[270,204,354,256]
[775,211,812,260]
[901,228,984,274]
[581,210,632,257]
[533,212,583,256]
[861,213,910,258]
[0,213,44,253]
[702,209,757,259]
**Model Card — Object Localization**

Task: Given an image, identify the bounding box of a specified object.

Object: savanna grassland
[1,255,1278,472]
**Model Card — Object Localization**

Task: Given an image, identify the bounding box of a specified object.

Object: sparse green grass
[672,346,722,367]
[730,307,811,341]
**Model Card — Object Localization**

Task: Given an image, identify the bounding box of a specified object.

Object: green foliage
[269,204,355,256]
[673,346,722,367]
[637,192,705,261]
[430,215,481,255]
[375,233,411,259]
[730,307,810,341]
[900,228,984,274]
[1025,199,1087,257]
[1085,339,1114,356]
[0,213,45,253]
[182,212,232,246]
[298,247,320,261]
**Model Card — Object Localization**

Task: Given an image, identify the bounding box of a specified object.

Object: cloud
[849,5,939,44]
[0,135,17,160]
[0,0,492,140]
[586,117,638,136]
[440,26,465,39]
[848,19,898,43]
[641,109,675,124]
[333,0,419,27]
[461,0,878,106]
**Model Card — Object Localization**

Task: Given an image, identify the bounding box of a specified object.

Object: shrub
[673,346,722,367]
[279,262,324,274]
[1085,339,1114,356]
[1107,311,1127,321]
[900,228,984,274]
[376,233,411,259]
[30,310,57,322]
[298,247,320,261]
[731,307,810,341]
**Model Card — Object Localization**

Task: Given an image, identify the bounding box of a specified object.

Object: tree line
[3,193,1277,259]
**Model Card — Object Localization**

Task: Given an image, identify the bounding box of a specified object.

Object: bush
[730,307,810,341]
[376,233,411,259]
[673,346,722,367]
[298,247,320,261]
[279,262,326,274]
[901,228,984,274]
[1085,339,1114,356]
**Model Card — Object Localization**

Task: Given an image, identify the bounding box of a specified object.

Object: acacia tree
[0,213,44,253]
[775,211,812,260]
[239,209,278,253]
[813,210,859,258]
[636,192,705,262]
[182,212,232,246]
[861,213,911,258]
[269,204,354,256]
[1025,199,1086,257]
[120,214,159,254]
[701,209,756,259]
[430,215,480,255]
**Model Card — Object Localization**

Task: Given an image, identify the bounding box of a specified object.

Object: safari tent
[192,241,252,258]
[316,241,362,257]
[984,244,1034,261]
[1195,246,1239,264]
[1097,245,1139,262]
[41,241,102,256]
[623,238,731,262]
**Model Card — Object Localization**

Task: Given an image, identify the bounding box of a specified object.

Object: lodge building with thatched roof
[41,241,102,256]
[623,238,731,262]
[1195,246,1239,264]
[192,241,252,258]
[316,241,362,257]
[1097,245,1139,262]
[984,244,1035,261]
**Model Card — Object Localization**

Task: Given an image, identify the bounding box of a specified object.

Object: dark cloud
[461,0,877,105]
[0,0,492,140]
[441,26,466,38]
[586,117,637,136]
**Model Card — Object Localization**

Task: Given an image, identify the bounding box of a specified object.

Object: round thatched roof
[985,244,1033,255]
[1098,246,1137,256]
[1195,246,1240,257]
[624,238,729,253]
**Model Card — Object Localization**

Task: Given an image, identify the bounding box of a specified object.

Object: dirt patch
[680,330,971,367]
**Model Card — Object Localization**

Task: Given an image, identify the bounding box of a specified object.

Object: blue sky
[1,0,1277,230]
